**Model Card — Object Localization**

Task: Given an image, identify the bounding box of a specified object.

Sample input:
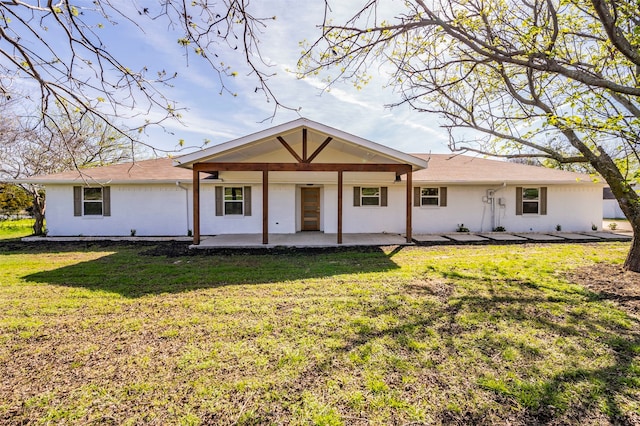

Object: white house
[603,186,632,219]
[22,118,603,244]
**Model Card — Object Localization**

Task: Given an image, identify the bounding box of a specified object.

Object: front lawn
[0,242,638,425]
[0,218,34,240]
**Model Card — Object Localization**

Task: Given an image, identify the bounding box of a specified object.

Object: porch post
[337,170,343,244]
[406,166,412,243]
[263,169,269,244]
[193,168,200,245]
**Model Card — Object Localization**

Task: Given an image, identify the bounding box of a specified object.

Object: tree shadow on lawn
[20,242,403,297]
[280,274,640,425]
[451,291,640,424]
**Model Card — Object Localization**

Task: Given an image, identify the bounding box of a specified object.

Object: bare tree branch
[301,0,640,271]
[0,0,287,160]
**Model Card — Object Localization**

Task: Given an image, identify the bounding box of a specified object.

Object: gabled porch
[174,118,429,246]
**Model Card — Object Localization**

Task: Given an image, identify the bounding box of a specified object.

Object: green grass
[0,242,638,425]
[0,218,35,239]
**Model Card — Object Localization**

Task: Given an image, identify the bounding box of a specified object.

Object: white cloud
[43,0,454,155]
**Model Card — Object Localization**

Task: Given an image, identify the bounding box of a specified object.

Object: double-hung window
[421,187,440,206]
[224,187,244,215]
[74,186,111,217]
[522,187,539,214]
[516,186,547,215]
[361,187,380,206]
[413,187,447,207]
[215,186,252,216]
[83,188,103,215]
[353,187,388,207]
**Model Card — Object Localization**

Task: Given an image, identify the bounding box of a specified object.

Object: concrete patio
[191,232,409,249]
[190,230,632,249]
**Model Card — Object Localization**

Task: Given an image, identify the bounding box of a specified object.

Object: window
[516,186,547,216]
[413,187,447,207]
[353,187,387,207]
[522,187,539,214]
[83,188,103,215]
[421,187,439,206]
[224,187,244,215]
[74,186,110,217]
[361,187,380,206]
[215,186,252,216]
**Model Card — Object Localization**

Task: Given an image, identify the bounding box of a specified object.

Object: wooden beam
[194,162,412,173]
[306,137,333,163]
[193,169,200,245]
[302,128,307,161]
[277,136,304,163]
[337,170,343,244]
[263,169,269,244]
[194,162,266,172]
[406,169,412,243]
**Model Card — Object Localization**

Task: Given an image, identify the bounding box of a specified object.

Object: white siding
[44,181,602,237]
[413,185,487,233]
[45,184,192,236]
[343,185,406,233]
[269,184,297,233]
[412,184,602,233]
[603,199,625,219]
[199,185,264,235]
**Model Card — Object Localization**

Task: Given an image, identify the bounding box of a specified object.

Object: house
[21,118,603,244]
[603,187,625,219]
[603,186,635,219]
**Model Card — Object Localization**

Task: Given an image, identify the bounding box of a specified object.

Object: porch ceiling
[200,135,397,165]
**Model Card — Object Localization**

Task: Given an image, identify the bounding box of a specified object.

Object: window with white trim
[83,187,103,215]
[420,187,440,206]
[224,187,244,215]
[522,187,540,214]
[360,187,380,206]
[74,186,110,217]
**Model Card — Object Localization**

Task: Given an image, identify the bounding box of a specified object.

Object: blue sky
[39,1,453,155]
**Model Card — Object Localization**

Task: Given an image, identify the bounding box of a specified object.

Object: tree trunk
[623,212,640,272]
[624,233,640,272]
[589,150,640,273]
[27,185,46,236]
[32,208,45,236]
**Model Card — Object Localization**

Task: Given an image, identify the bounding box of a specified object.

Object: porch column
[406,167,412,243]
[337,170,343,244]
[263,169,269,244]
[193,168,200,245]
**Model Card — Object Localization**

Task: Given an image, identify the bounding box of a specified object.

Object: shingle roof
[409,154,597,185]
[19,158,192,184]
[17,154,599,186]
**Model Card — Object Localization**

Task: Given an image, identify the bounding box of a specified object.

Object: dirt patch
[567,263,640,317]
[0,239,406,258]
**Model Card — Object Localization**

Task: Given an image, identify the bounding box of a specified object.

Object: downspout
[176,181,190,236]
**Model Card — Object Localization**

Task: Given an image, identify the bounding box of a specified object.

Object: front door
[301,187,320,231]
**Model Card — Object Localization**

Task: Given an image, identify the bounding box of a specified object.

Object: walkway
[22,230,632,248]
[413,231,631,245]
